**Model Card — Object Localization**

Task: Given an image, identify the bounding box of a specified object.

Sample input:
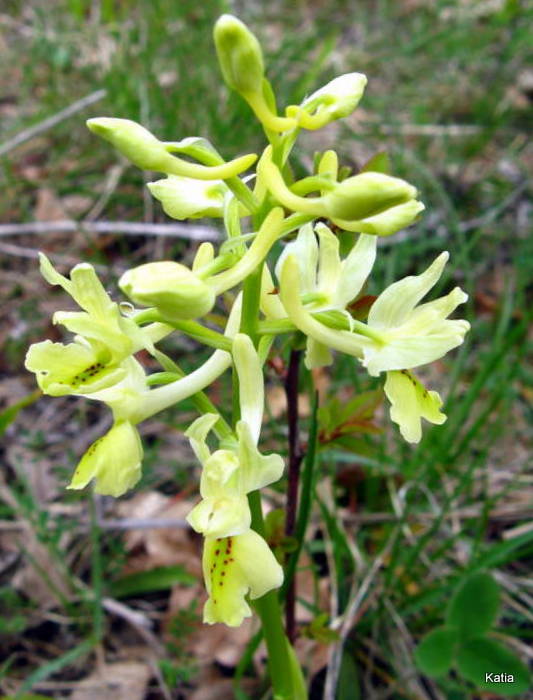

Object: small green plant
[24,13,478,698]
[415,571,530,695]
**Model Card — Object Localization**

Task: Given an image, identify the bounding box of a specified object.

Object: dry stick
[283,347,303,643]
[0,89,107,157]
[0,219,220,240]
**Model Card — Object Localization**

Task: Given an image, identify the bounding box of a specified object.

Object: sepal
[68,420,143,497]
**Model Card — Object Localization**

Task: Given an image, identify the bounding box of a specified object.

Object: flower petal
[384,370,446,443]
[185,413,220,464]
[315,223,341,300]
[368,252,449,329]
[363,324,469,375]
[335,233,377,309]
[233,334,263,444]
[39,253,112,318]
[187,494,250,538]
[275,223,318,295]
[25,339,125,396]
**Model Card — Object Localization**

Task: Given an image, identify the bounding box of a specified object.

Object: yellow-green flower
[186,334,284,538]
[118,208,285,322]
[279,245,469,442]
[25,254,164,397]
[272,222,376,368]
[68,419,143,497]
[119,261,216,322]
[361,252,470,376]
[202,530,283,626]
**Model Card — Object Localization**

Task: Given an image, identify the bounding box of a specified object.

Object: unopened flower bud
[119,262,215,321]
[87,118,179,172]
[335,199,425,236]
[87,117,257,179]
[147,176,227,220]
[214,14,264,95]
[324,172,417,221]
[300,72,367,128]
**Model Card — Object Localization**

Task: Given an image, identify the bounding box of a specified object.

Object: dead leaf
[70,662,151,700]
[34,187,67,222]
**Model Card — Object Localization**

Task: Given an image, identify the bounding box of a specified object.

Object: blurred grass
[0,0,531,697]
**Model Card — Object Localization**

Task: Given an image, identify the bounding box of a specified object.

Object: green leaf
[0,390,41,436]
[336,650,360,700]
[473,530,533,569]
[360,151,390,174]
[446,572,500,639]
[456,637,530,695]
[109,565,195,598]
[414,626,458,677]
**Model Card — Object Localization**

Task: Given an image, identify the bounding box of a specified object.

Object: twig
[376,123,482,137]
[0,241,111,272]
[0,89,107,157]
[0,517,189,532]
[283,348,303,643]
[0,219,220,241]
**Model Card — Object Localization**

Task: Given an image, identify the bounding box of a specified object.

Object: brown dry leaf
[34,187,67,222]
[117,492,202,577]
[188,676,259,700]
[62,194,94,216]
[189,616,255,668]
[70,661,151,700]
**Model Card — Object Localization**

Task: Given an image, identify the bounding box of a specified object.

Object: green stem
[135,310,233,351]
[248,491,294,700]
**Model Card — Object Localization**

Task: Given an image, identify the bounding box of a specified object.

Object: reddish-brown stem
[284,347,303,643]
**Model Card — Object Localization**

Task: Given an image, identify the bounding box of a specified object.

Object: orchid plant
[26,15,470,699]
